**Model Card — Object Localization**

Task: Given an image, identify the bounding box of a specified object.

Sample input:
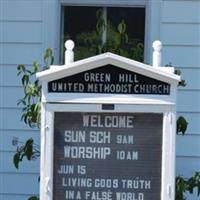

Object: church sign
[37,40,181,200]
[48,65,170,95]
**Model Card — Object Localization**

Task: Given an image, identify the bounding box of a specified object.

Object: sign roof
[36,52,181,85]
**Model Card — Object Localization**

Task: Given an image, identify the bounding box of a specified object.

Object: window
[61,6,145,62]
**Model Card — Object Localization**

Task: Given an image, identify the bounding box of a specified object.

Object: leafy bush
[176,172,200,200]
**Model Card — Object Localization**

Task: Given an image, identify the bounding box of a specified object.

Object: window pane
[64,6,98,41]
[63,6,99,61]
[107,7,145,43]
[62,6,145,62]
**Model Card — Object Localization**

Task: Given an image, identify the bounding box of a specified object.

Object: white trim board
[37,52,180,84]
[59,0,147,7]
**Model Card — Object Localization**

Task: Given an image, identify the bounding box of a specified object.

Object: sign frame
[37,51,180,200]
[40,103,176,200]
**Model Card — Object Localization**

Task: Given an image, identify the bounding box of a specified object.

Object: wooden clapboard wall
[161,1,200,199]
[0,0,199,200]
[0,1,58,200]
[0,1,42,200]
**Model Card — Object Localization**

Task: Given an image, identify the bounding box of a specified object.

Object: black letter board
[48,65,170,95]
[53,112,162,200]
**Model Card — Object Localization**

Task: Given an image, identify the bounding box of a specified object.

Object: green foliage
[28,196,39,200]
[74,9,144,61]
[174,62,199,200]
[174,69,187,87]
[177,116,188,135]
[165,63,187,87]
[13,49,54,169]
[17,63,41,128]
[176,176,188,200]
[13,138,40,169]
[17,49,54,128]
[175,68,188,135]
[96,9,106,36]
[176,172,200,200]
[43,48,54,70]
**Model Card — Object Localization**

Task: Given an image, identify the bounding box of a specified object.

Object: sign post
[37,40,181,200]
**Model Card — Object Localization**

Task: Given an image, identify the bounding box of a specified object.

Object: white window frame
[42,0,161,66]
[42,0,162,64]
[58,0,155,64]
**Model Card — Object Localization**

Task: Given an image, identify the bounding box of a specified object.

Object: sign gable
[48,65,170,95]
[37,53,180,85]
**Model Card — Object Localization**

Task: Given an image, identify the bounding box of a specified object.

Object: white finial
[65,40,75,65]
[152,40,162,67]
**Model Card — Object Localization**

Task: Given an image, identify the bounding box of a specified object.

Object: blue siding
[1,43,42,65]
[176,135,200,157]
[0,65,38,87]
[1,1,42,21]
[0,194,36,200]
[0,21,42,43]
[177,91,200,113]
[161,23,200,46]
[0,108,36,130]
[161,1,200,199]
[177,157,200,177]
[0,87,24,108]
[0,0,43,199]
[176,112,200,135]
[0,173,39,195]
[162,1,200,23]
[162,46,200,68]
[0,151,39,174]
[178,68,200,90]
[0,0,200,199]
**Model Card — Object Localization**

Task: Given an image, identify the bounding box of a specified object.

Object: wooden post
[153,40,162,67]
[65,40,74,65]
